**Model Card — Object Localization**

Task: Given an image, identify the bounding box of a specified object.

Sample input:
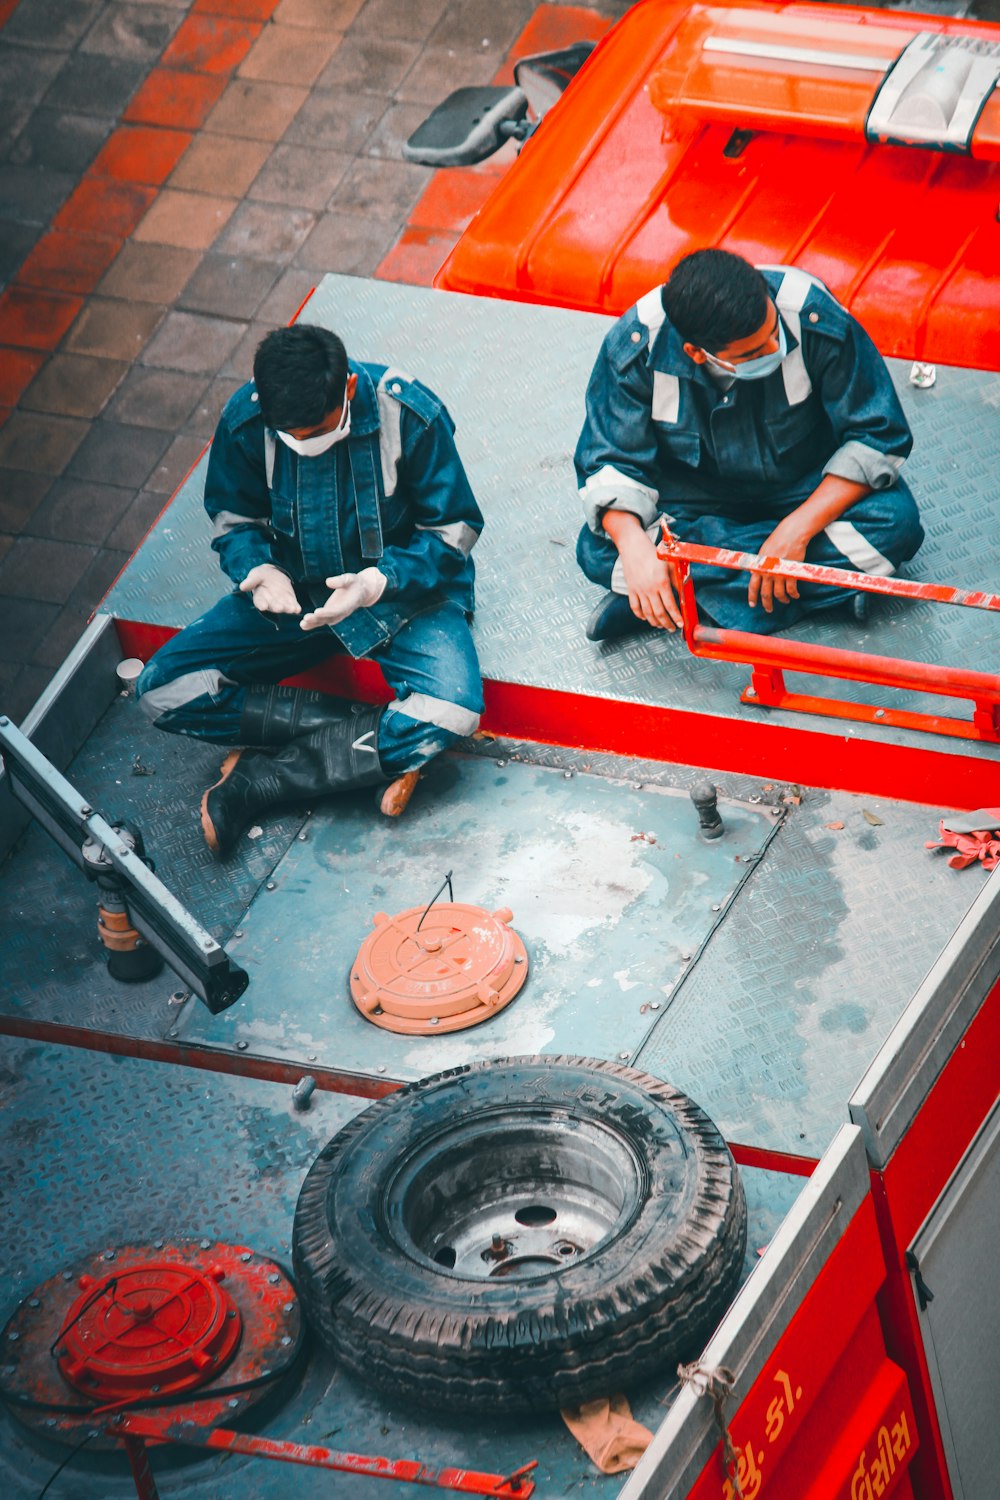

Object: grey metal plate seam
[0,615,121,865]
[619,1125,870,1500]
[849,864,1000,1167]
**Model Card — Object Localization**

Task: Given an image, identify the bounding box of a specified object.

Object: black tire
[292,1056,746,1415]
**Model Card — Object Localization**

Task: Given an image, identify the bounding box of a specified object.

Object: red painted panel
[438,0,1000,369]
[689,1198,888,1498]
[864,980,1000,1499]
[110,622,1000,812]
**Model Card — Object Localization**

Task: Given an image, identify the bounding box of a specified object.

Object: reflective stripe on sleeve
[212,510,272,539]
[415,521,479,555]
[580,464,660,531]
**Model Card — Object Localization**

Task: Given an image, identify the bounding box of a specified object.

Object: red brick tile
[193,0,280,20]
[493,4,613,86]
[375,226,459,289]
[408,166,499,234]
[0,349,46,408]
[0,288,84,352]
[52,180,157,240]
[162,14,263,75]
[16,231,123,297]
[90,126,194,186]
[124,69,227,130]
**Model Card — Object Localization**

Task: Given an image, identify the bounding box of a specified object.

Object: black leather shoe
[585,592,651,642]
[851,592,871,625]
[201,706,386,857]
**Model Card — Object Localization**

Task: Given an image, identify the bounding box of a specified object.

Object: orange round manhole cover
[350,903,529,1034]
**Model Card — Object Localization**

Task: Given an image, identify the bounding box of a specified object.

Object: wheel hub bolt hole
[514,1205,557,1228]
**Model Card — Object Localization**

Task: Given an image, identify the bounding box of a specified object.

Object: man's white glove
[300,568,388,632]
[240,564,301,615]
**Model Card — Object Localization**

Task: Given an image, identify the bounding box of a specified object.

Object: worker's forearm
[782,476,872,546]
[601,508,654,557]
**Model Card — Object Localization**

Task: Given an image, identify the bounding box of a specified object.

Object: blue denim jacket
[204,361,483,658]
[575,267,913,531]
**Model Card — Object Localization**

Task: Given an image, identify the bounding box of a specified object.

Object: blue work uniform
[137,361,485,773]
[575,266,924,632]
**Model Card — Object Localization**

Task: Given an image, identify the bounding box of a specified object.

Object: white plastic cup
[116,658,145,695]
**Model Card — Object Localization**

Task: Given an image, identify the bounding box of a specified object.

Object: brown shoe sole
[378,770,420,818]
[200,748,242,854]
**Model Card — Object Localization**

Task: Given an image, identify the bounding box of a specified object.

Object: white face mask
[702,321,787,382]
[277,400,351,457]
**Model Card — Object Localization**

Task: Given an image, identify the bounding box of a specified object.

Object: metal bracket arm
[657,527,1000,743]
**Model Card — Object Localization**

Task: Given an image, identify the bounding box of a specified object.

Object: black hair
[252,325,349,431]
[662,250,770,353]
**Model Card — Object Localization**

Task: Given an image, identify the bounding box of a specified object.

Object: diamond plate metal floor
[0,1038,799,1500]
[0,693,984,1159]
[101,275,1000,759]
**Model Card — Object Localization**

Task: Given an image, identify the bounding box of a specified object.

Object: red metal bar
[120,1435,161,1500]
[659,529,1000,744]
[112,1416,537,1498]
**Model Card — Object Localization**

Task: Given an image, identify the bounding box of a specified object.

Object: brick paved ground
[1,0,995,724]
[0,0,630,723]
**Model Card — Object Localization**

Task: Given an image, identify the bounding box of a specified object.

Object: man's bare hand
[619,542,683,631]
[300,568,387,632]
[748,520,810,613]
[240,564,301,615]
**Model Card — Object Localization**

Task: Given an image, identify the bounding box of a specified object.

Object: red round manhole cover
[350,902,529,1034]
[56,1261,243,1400]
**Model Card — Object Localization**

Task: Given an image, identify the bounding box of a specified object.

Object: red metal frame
[659,526,1000,744]
[110,1414,536,1499]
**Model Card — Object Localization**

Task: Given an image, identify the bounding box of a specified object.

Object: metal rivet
[514,955,525,964]
[62,1271,74,1281]
[168,1029,179,1038]
[495,758,506,767]
[874,708,885,718]
[8,1332,19,1342]
[281,1335,292,1346]
[712,904,721,912]
[618,1052,630,1060]
[261,1368,271,1377]
[283,1302,294,1313]
[429,1017,439,1026]
[563,770,573,779]
[229,1397,240,1408]
[154,1240,164,1249]
[266,881,276,891]
[308,1054,317,1062]
[236,1040,248,1051]
[234,930,244,939]
[27,1298,40,1309]
[104,1250,116,1261]
[268,1273,280,1285]
[150,1384,160,1394]
[746,687,757,698]
[377,1064,386,1073]
[298,832,308,841]
[199,1239,211,1250]
[650,1001,661,1011]
[240,1252,253,1263]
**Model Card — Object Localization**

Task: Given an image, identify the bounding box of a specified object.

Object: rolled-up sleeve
[574,325,662,532]
[816,318,912,491]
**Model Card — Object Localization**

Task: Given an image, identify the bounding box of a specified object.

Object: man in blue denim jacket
[138,324,484,857]
[576,249,923,640]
